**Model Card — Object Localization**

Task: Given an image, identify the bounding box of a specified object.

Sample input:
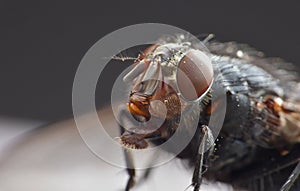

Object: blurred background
[0,1,300,191]
[1,0,300,121]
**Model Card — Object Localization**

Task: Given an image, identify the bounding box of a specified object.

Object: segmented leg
[133,158,156,188]
[118,107,136,191]
[119,126,136,191]
[118,106,158,190]
[124,155,135,191]
[192,125,213,191]
[280,161,300,191]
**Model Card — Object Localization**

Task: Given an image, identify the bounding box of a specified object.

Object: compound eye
[176,49,214,101]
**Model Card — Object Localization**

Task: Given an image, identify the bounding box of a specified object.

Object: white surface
[0,117,43,155]
[0,109,234,191]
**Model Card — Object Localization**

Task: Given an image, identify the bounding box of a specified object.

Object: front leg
[123,150,135,191]
[118,106,137,191]
[192,125,214,191]
[118,121,136,191]
[117,106,162,190]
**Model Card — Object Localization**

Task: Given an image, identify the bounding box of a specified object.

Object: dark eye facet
[176,49,214,101]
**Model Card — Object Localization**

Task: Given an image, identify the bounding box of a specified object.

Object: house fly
[116,34,300,191]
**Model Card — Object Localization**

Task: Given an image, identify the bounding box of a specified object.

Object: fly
[116,34,300,191]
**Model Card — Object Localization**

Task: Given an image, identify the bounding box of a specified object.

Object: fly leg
[119,122,136,191]
[192,125,214,191]
[280,161,300,191]
[133,156,157,188]
[123,149,135,191]
[118,106,137,191]
[117,106,162,190]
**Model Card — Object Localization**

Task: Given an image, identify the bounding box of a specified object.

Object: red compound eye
[176,49,214,101]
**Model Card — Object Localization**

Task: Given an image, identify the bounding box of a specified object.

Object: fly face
[119,42,214,150]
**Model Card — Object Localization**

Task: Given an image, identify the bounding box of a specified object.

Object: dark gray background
[1,1,300,122]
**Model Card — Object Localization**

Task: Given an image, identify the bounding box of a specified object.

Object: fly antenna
[111,55,139,62]
[107,50,140,62]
